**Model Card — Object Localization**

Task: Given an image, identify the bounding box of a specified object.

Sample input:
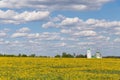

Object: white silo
[95,51,102,58]
[87,48,91,58]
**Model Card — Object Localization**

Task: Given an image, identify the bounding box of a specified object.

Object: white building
[95,51,102,58]
[87,48,92,58]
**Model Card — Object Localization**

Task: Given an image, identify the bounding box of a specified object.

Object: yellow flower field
[0,57,120,80]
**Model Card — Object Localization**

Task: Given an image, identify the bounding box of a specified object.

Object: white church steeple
[87,48,91,58]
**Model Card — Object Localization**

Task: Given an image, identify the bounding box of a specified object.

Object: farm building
[87,48,102,59]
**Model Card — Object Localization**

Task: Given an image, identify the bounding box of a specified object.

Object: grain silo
[87,48,91,58]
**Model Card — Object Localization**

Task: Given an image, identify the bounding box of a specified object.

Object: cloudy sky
[0,0,120,56]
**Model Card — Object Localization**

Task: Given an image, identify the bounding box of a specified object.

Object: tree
[21,54,27,57]
[29,54,36,57]
[0,53,3,57]
[55,54,61,58]
[18,53,22,57]
[62,52,74,58]
[76,54,86,58]
[73,53,76,58]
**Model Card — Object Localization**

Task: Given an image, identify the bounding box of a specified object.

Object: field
[0,57,120,80]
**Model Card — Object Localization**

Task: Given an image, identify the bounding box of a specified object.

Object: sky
[0,0,120,56]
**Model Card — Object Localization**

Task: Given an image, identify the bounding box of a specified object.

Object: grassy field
[0,57,120,80]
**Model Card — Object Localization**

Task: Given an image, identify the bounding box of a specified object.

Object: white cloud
[14,11,49,21]
[0,38,4,44]
[0,32,7,37]
[0,39,15,45]
[73,30,97,37]
[0,10,50,24]
[55,42,67,47]
[114,27,120,35]
[78,42,95,45]
[114,27,120,31]
[114,38,120,42]
[42,22,56,28]
[42,17,84,28]
[86,19,120,28]
[115,32,120,35]
[87,35,110,42]
[4,40,10,44]
[42,16,120,41]
[86,19,98,25]
[93,21,120,28]
[61,29,72,34]
[43,16,120,29]
[11,32,28,38]
[0,28,10,40]
[0,0,112,11]
[27,33,40,39]
[28,32,62,41]
[11,28,62,41]
[11,27,31,38]
[17,27,31,33]
[51,15,65,22]
[60,17,82,26]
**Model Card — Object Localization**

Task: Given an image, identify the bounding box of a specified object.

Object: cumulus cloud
[42,22,56,28]
[0,10,50,24]
[27,33,40,39]
[73,30,97,37]
[60,17,82,26]
[43,16,120,29]
[114,27,120,35]
[17,27,31,33]
[42,16,120,40]
[114,38,120,42]
[1,24,119,55]
[87,35,110,42]
[61,29,72,34]
[11,27,31,38]
[0,32,7,37]
[0,38,4,44]
[0,28,9,37]
[78,42,95,46]
[55,42,67,47]
[27,32,62,41]
[0,0,112,11]
[115,32,120,35]
[114,27,120,31]
[11,27,62,41]
[11,32,28,38]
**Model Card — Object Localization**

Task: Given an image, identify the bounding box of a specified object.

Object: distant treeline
[55,52,87,58]
[0,53,48,58]
[0,52,119,58]
[103,56,120,58]
[0,52,86,58]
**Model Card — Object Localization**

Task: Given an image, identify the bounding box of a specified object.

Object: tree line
[55,52,87,58]
[0,52,119,58]
[0,52,87,58]
[0,53,49,58]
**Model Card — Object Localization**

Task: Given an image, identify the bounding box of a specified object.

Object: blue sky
[0,0,120,56]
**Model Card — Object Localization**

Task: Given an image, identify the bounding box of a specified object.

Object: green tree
[29,54,36,57]
[21,54,27,57]
[62,52,74,58]
[55,54,61,58]
[18,53,22,57]
[76,54,85,58]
